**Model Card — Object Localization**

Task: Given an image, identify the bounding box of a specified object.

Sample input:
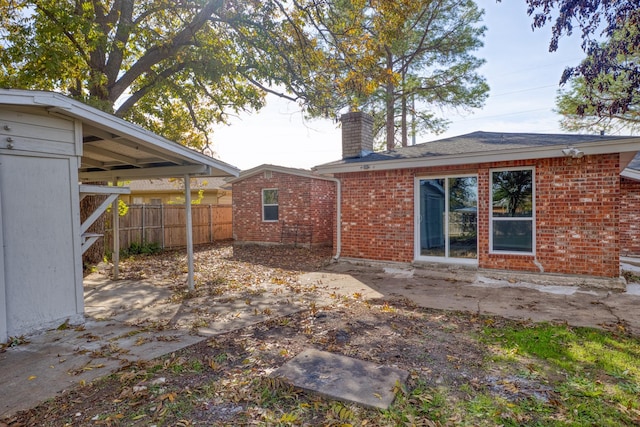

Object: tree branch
[109,0,224,102]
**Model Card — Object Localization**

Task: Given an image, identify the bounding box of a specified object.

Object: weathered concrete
[313,260,640,336]
[272,348,408,410]
[2,262,640,419]
[0,274,328,418]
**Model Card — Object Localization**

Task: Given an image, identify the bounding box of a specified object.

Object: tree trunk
[401,92,408,147]
[385,49,395,151]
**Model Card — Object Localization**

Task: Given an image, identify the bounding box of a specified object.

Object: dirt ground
[1,243,636,426]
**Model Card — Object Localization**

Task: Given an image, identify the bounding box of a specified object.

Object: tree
[555,17,640,133]
[556,73,640,133]
[0,0,326,265]
[521,0,640,126]
[294,0,489,150]
[0,0,327,149]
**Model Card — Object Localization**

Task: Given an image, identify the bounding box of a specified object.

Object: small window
[490,168,534,254]
[150,198,162,205]
[262,189,279,221]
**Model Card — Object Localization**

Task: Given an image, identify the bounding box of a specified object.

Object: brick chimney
[340,111,373,159]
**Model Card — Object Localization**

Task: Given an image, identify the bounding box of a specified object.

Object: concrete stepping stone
[272,348,408,410]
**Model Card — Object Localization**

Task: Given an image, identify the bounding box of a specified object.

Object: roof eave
[228,163,337,183]
[622,168,640,182]
[0,89,240,178]
[314,138,640,174]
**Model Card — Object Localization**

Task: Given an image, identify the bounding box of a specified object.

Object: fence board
[105,204,232,252]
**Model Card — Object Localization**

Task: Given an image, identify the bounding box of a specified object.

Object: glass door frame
[413,174,479,265]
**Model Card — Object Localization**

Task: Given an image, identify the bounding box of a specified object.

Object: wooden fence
[105,204,232,251]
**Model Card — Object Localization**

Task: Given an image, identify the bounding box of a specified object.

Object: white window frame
[262,188,279,222]
[414,174,478,265]
[489,166,535,255]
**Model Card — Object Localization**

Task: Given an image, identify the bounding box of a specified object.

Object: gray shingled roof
[333,131,633,165]
[628,153,640,171]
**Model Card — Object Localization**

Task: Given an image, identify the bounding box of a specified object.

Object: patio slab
[272,348,409,410]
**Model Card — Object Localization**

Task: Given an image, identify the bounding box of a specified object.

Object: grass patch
[477,322,640,426]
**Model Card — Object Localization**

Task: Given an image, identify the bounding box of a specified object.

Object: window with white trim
[262,189,279,221]
[490,168,534,254]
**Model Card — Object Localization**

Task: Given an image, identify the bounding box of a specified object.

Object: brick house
[230,165,336,247]
[123,177,231,206]
[621,157,640,258]
[310,112,640,289]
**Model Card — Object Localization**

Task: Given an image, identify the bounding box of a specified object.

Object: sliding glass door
[416,176,478,262]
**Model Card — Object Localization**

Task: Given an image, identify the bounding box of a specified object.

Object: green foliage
[105,199,129,217]
[555,19,640,134]
[0,0,322,149]
[524,0,640,126]
[0,0,489,151]
[296,0,489,149]
[120,241,162,258]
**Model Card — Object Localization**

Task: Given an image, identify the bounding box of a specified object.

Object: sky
[212,0,587,171]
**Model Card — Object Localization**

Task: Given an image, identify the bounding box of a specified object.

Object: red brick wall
[534,155,620,277]
[337,169,415,262]
[310,179,336,245]
[232,171,335,246]
[336,154,621,277]
[621,177,640,257]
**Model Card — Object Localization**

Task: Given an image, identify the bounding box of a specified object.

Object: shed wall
[0,109,83,341]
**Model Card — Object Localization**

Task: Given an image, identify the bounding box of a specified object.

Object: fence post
[209,204,213,243]
[161,204,165,249]
[141,204,145,245]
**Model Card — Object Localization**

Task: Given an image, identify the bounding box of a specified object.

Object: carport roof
[0,89,239,181]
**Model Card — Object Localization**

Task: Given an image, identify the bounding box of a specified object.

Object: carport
[0,89,239,342]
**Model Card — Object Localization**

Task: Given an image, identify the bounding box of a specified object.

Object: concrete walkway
[2,263,640,419]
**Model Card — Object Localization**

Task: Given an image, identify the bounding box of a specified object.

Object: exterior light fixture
[562,147,584,158]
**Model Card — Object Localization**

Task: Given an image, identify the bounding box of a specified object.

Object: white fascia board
[622,168,640,182]
[0,89,240,177]
[228,163,336,183]
[315,138,640,174]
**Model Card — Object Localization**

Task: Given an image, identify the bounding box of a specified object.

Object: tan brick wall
[621,177,640,257]
[232,171,335,246]
[336,154,621,278]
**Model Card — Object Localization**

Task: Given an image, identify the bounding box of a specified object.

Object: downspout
[324,176,342,260]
